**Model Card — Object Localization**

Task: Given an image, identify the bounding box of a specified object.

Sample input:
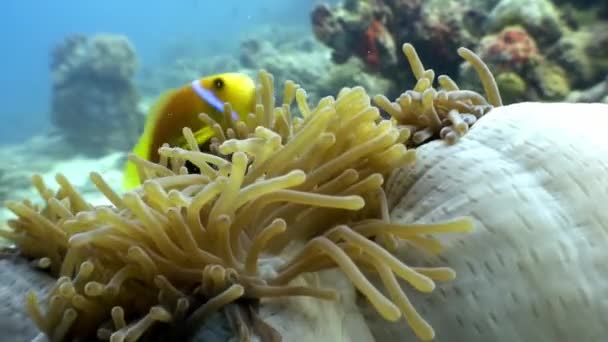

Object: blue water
[0,0,323,144]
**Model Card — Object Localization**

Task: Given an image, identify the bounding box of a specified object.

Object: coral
[239,26,326,76]
[0,43,486,341]
[51,33,143,157]
[486,0,565,47]
[459,25,575,103]
[362,17,397,68]
[585,24,608,71]
[138,27,338,108]
[310,4,342,48]
[546,23,608,88]
[239,26,395,107]
[316,58,396,102]
[389,0,480,76]
[495,72,527,104]
[553,0,608,20]
[51,34,138,84]
[532,61,570,100]
[478,26,540,73]
[311,1,398,71]
[311,0,606,105]
[312,0,484,79]
[566,76,608,103]
[545,29,594,87]
[553,0,597,7]
[235,35,333,105]
[138,24,396,117]
[374,43,501,146]
[382,0,424,22]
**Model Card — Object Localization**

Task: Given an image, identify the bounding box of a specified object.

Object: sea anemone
[0,43,501,342]
[373,43,502,146]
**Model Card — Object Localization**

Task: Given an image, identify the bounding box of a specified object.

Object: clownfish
[123,73,256,190]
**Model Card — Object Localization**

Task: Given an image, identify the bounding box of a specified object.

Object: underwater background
[0,1,607,341]
[1,0,337,143]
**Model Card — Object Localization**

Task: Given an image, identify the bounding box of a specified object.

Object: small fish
[123,73,256,190]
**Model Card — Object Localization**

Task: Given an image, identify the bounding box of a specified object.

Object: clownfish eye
[213,78,224,90]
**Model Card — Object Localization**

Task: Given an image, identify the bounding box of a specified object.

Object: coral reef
[459,25,571,102]
[0,43,501,341]
[486,0,565,47]
[236,27,397,105]
[311,0,481,78]
[51,33,144,156]
[477,26,540,73]
[311,0,608,104]
[315,58,395,104]
[311,1,397,70]
[546,23,608,88]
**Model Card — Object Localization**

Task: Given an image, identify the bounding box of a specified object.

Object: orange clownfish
[123,73,256,190]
